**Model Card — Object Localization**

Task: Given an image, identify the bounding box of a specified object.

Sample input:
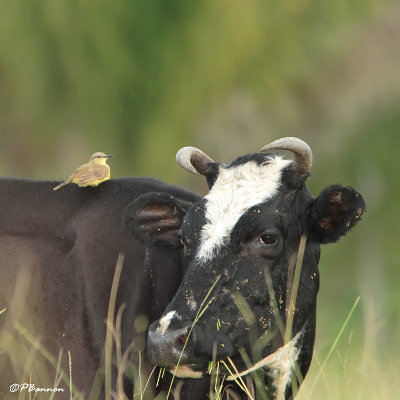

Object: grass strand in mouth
[209,342,225,399]
[220,359,254,400]
[228,356,255,400]
[238,348,269,400]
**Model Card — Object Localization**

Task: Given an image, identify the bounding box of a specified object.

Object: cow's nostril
[175,333,189,349]
[148,322,194,365]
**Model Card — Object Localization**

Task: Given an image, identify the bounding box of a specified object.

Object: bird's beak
[106,155,113,158]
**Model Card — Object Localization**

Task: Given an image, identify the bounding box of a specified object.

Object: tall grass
[306,296,360,398]
[298,301,400,400]
[1,248,398,400]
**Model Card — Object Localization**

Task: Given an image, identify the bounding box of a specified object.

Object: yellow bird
[53,152,112,191]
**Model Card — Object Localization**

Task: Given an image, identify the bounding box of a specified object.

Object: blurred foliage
[0,0,390,178]
[0,0,399,398]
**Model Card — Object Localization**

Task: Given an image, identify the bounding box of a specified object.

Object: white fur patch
[267,332,302,399]
[196,156,291,262]
[187,298,197,311]
[157,311,176,335]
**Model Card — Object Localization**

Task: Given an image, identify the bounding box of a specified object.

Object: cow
[0,176,200,399]
[124,137,365,400]
[0,137,365,400]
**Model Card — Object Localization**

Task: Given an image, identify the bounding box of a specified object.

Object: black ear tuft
[306,185,366,244]
[123,192,193,248]
[203,163,220,189]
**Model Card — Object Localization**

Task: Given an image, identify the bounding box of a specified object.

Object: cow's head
[124,137,365,398]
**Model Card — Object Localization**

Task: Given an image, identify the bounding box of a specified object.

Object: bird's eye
[259,233,278,246]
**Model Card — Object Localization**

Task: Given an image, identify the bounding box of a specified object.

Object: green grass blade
[68,350,73,400]
[105,252,125,400]
[307,296,361,397]
[220,361,248,395]
[285,235,307,344]
[14,322,84,399]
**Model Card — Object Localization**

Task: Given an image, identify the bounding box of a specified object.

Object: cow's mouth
[169,364,205,379]
[169,329,303,381]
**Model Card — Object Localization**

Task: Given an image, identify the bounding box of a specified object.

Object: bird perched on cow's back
[53,152,112,191]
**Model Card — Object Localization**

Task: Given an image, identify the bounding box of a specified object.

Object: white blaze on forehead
[157,310,177,335]
[196,156,291,262]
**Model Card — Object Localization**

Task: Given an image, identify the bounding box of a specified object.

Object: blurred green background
[0,0,399,398]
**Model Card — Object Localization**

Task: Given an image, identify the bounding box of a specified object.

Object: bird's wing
[53,162,90,190]
[74,164,109,185]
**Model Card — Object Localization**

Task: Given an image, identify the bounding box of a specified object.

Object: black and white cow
[0,137,364,399]
[127,137,365,399]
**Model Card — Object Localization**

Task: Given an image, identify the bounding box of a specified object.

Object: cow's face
[124,138,365,397]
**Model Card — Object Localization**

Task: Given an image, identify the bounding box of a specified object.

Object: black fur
[306,185,366,243]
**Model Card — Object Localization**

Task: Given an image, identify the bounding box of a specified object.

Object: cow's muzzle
[147,319,193,367]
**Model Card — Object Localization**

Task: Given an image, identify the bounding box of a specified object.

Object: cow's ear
[306,185,365,244]
[123,192,192,248]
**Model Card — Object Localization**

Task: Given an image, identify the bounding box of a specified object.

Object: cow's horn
[176,147,215,175]
[260,137,312,176]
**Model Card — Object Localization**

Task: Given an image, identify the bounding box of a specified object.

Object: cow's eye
[259,233,279,246]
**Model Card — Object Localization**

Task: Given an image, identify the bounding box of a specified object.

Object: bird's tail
[53,180,70,191]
